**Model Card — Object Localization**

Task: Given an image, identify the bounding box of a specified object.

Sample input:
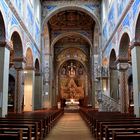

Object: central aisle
[45,113,94,140]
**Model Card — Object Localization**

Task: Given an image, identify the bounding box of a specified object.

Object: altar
[64,99,80,112]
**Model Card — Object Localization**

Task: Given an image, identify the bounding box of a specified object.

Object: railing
[97,92,120,112]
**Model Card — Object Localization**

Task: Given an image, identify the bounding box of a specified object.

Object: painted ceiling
[49,10,95,31]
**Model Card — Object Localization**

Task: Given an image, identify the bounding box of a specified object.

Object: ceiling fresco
[49,10,94,30]
[56,48,88,63]
[55,35,89,45]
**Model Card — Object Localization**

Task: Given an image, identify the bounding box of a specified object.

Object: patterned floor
[44,113,95,140]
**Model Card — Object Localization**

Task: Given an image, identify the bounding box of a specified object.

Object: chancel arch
[42,5,101,33]
[42,8,99,108]
[58,60,87,107]
[51,32,92,49]
[54,37,90,108]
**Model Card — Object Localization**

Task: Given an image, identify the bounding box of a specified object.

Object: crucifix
[68,62,76,77]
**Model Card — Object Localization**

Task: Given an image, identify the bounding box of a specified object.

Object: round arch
[25,47,33,68]
[58,58,88,74]
[118,32,130,59]
[134,10,140,39]
[51,32,92,48]
[10,26,23,46]
[42,5,101,33]
[11,31,23,58]
[35,58,40,72]
[135,12,140,41]
[56,46,88,59]
[109,49,117,68]
[0,11,6,41]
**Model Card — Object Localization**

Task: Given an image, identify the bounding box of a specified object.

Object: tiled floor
[44,113,95,140]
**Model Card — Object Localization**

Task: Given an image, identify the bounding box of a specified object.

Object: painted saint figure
[68,62,76,77]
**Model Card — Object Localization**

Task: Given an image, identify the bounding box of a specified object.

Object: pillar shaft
[0,42,10,117]
[24,69,35,111]
[117,63,129,113]
[131,44,140,117]
[119,70,129,113]
[34,73,43,110]
[15,69,24,113]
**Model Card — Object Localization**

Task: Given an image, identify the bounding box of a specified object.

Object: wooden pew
[103,127,140,140]
[112,132,140,140]
[102,124,140,140]
[98,120,140,140]
[4,108,64,139]
[0,128,23,140]
[0,123,32,140]
[0,118,43,140]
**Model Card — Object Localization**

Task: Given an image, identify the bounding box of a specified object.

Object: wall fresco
[0,0,40,60]
[35,22,40,46]
[103,0,140,58]
[26,5,34,35]
[117,0,128,18]
[108,4,115,36]
[14,0,22,15]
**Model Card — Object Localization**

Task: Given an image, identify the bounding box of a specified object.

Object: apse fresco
[59,60,85,100]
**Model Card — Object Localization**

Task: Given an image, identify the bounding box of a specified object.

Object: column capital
[13,57,27,70]
[117,63,129,71]
[0,40,12,50]
[116,57,128,64]
[13,57,27,63]
[130,40,140,49]
[115,57,129,71]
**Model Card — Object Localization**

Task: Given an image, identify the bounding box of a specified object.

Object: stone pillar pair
[0,42,25,115]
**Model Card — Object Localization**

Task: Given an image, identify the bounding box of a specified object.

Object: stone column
[91,55,95,108]
[110,68,119,100]
[131,41,140,117]
[34,72,43,110]
[0,41,11,117]
[43,54,50,109]
[117,62,129,113]
[49,54,53,108]
[24,67,35,111]
[14,57,26,113]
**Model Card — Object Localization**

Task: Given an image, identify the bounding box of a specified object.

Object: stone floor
[44,113,95,140]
